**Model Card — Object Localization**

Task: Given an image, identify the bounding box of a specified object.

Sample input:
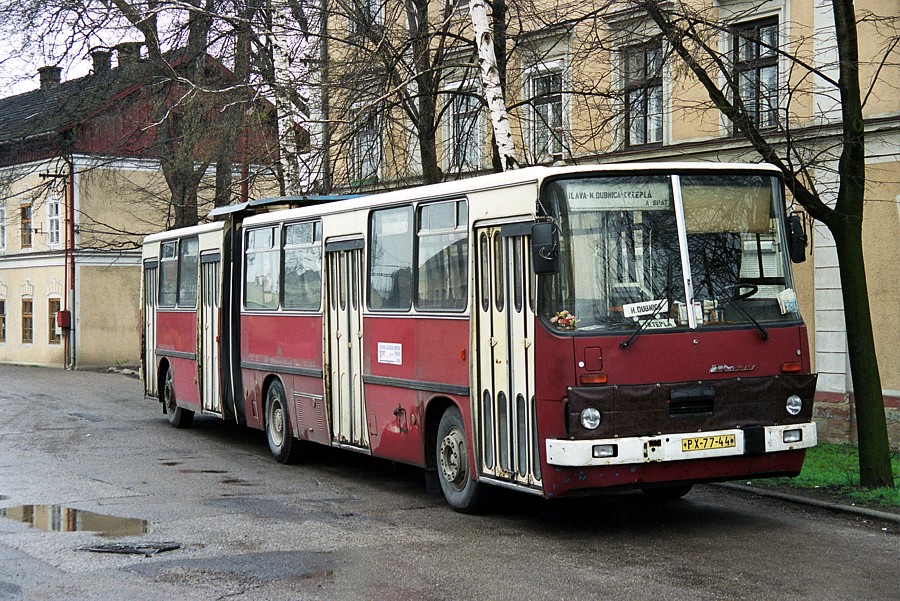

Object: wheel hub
[439,427,467,490]
[270,400,284,445]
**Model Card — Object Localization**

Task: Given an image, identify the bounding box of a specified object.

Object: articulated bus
[141,163,817,512]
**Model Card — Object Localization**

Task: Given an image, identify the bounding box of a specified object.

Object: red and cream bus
[141,163,817,512]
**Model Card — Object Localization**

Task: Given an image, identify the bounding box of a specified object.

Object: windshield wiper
[724,283,769,340]
[619,296,669,349]
[621,261,674,350]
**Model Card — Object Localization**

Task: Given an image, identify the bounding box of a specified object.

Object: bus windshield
[539,172,799,333]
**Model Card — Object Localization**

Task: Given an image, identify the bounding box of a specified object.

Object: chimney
[115,42,143,67]
[92,50,111,75]
[38,66,62,90]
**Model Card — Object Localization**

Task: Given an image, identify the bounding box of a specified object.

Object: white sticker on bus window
[565,182,671,211]
[623,300,669,319]
[378,342,402,365]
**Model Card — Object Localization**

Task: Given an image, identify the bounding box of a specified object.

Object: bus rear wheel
[436,406,484,513]
[265,380,301,464]
[162,368,193,429]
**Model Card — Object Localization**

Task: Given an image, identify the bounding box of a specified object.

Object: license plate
[682,434,736,452]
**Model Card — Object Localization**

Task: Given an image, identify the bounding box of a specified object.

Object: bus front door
[475,225,541,489]
[325,243,369,449]
[199,255,221,414]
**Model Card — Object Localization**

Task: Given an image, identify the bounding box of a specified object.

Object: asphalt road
[1,364,897,600]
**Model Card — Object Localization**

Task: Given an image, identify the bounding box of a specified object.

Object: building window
[22,298,33,343]
[47,198,61,246]
[350,0,381,35]
[48,298,61,344]
[450,92,481,170]
[0,207,6,250]
[530,70,564,162]
[20,206,32,249]
[624,41,663,147]
[0,299,6,342]
[733,18,779,129]
[350,111,380,185]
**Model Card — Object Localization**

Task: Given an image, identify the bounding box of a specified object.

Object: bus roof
[238,162,783,227]
[143,220,224,244]
[207,194,360,220]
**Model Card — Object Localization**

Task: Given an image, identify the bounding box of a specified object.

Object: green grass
[752,443,900,508]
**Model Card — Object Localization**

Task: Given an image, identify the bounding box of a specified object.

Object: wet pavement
[1,364,897,600]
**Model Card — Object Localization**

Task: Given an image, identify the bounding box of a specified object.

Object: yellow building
[321,0,899,443]
[0,49,280,368]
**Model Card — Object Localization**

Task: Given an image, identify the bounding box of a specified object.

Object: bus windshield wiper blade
[722,284,768,340]
[619,297,668,349]
[725,296,769,340]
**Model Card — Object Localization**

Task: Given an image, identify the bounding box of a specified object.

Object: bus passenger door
[142,263,158,398]
[325,243,369,449]
[475,225,541,488]
[199,254,221,414]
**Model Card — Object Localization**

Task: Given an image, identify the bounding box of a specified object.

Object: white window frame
[349,0,384,35]
[523,60,569,163]
[47,196,61,247]
[622,40,664,148]
[604,11,670,150]
[349,106,382,186]
[716,0,788,136]
[441,84,484,173]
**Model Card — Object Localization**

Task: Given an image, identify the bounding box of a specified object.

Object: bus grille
[669,386,715,417]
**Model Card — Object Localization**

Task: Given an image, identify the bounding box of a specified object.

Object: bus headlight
[786,395,803,416]
[580,407,602,430]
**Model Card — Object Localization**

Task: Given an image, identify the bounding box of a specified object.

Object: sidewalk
[716,482,900,524]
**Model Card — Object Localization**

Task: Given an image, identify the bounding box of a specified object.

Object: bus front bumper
[545,422,817,467]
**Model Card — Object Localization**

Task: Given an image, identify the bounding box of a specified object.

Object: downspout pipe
[65,154,75,369]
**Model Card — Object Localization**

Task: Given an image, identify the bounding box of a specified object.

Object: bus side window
[158,241,178,307]
[245,226,280,310]
[177,236,199,308]
[416,199,468,312]
[369,206,413,311]
[283,221,322,311]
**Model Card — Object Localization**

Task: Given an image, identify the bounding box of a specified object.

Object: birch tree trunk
[270,0,303,195]
[303,0,328,192]
[469,0,517,171]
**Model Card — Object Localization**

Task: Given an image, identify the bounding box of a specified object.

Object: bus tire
[436,406,484,513]
[265,380,300,464]
[162,367,193,429]
[641,484,693,501]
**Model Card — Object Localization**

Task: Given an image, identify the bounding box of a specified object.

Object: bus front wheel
[265,380,301,464]
[162,368,193,429]
[436,406,484,513]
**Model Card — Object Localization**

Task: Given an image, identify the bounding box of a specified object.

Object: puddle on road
[0,505,148,537]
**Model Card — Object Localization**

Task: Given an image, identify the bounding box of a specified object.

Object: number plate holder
[681,434,736,452]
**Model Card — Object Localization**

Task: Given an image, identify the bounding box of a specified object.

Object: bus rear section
[523,167,816,500]
[141,222,226,428]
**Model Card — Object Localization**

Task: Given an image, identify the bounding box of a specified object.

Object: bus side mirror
[532,222,559,274]
[788,213,807,264]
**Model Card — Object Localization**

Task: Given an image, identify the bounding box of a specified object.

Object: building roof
[0,63,152,144]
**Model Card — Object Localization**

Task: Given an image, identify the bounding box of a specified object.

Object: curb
[715,482,900,524]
